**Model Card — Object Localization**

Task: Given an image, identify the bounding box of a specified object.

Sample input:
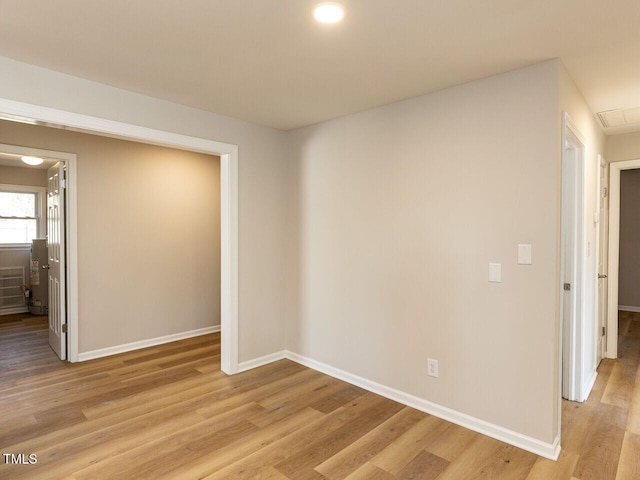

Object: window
[0,185,46,244]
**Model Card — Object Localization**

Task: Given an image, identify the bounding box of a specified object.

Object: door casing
[560,112,597,404]
[607,158,640,359]
[596,155,608,362]
[0,99,240,374]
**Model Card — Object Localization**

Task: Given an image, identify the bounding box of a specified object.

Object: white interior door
[561,143,578,400]
[47,162,66,360]
[597,157,608,363]
[561,113,590,402]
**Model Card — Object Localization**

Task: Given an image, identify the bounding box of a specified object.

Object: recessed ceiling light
[21,156,44,166]
[314,3,345,24]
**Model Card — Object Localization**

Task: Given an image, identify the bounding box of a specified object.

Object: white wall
[287,60,562,446]
[0,56,290,360]
[606,132,640,163]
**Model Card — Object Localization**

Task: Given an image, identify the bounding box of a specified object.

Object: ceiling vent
[597,107,640,128]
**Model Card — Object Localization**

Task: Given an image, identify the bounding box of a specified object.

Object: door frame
[607,158,640,359]
[0,143,76,359]
[0,98,240,374]
[595,154,608,363]
[560,112,593,402]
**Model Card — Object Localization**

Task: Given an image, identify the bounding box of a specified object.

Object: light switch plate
[518,244,532,265]
[489,263,501,282]
[427,358,439,378]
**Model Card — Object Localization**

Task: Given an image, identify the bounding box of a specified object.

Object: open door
[561,135,579,400]
[596,156,608,363]
[561,113,591,402]
[47,161,66,360]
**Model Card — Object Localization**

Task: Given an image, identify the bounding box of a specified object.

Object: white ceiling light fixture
[314,2,345,24]
[21,155,44,166]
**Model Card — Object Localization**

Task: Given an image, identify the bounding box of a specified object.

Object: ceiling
[0,153,57,170]
[0,0,639,133]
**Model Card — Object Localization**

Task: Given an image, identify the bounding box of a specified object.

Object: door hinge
[563,283,571,291]
[60,179,67,189]
[602,326,606,336]
[602,186,608,198]
[62,323,68,333]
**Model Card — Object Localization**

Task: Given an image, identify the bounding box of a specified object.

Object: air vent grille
[598,107,640,128]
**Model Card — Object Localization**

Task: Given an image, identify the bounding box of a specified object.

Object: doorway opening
[0,99,239,374]
[0,143,74,360]
[607,158,640,360]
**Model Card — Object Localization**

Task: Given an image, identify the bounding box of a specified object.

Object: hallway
[558,311,640,479]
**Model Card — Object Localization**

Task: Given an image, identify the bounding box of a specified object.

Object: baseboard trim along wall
[0,306,29,316]
[580,370,598,403]
[618,305,640,313]
[238,349,561,460]
[237,351,287,373]
[77,325,221,362]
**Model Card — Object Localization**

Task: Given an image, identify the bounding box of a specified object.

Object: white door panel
[47,162,66,360]
[597,158,608,363]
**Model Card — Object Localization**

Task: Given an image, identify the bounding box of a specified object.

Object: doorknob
[598,274,607,279]
[42,264,50,270]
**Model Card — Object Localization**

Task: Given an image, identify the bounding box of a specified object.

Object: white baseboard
[618,305,640,313]
[0,306,29,316]
[234,349,560,460]
[238,351,287,373]
[77,325,220,362]
[580,370,598,402]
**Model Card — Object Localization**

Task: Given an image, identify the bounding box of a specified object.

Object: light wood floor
[0,313,639,479]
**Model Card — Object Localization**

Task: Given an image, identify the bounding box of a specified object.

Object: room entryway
[0,144,73,361]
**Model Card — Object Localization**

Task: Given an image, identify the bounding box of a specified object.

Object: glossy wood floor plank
[615,430,640,480]
[369,414,451,474]
[315,407,427,479]
[1,312,640,479]
[524,450,580,480]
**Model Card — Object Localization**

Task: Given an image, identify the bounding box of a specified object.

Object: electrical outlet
[427,358,439,378]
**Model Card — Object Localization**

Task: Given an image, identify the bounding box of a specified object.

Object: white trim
[0,100,231,155]
[0,98,239,372]
[66,154,79,362]
[0,306,29,315]
[0,244,31,251]
[618,305,640,313]
[580,370,598,402]
[77,325,220,362]
[275,350,560,460]
[237,349,560,459]
[220,147,240,375]
[595,154,606,365]
[560,112,590,403]
[238,351,287,373]
[607,158,640,359]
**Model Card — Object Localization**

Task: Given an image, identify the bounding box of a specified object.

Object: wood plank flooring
[0,312,639,479]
